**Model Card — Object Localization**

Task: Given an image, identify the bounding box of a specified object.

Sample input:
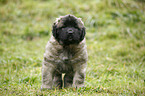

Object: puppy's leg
[73,63,87,88]
[64,72,74,88]
[53,72,62,89]
[41,62,54,90]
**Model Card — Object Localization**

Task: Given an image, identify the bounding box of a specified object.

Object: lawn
[0,0,145,95]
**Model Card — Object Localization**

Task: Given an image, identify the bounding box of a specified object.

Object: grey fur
[41,15,88,89]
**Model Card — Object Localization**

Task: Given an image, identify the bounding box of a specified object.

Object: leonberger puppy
[41,14,88,89]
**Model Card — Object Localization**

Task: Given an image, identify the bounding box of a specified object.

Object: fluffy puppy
[41,14,88,89]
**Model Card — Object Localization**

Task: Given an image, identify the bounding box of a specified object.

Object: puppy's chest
[59,49,74,63]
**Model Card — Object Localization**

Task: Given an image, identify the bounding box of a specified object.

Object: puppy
[41,14,88,89]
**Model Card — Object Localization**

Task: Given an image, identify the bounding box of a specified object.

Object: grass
[0,0,145,95]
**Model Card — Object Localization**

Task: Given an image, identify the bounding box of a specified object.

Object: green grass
[0,0,145,95]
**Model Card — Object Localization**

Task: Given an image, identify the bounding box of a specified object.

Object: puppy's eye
[60,27,65,30]
[74,26,79,29]
[74,26,78,28]
[61,26,65,28]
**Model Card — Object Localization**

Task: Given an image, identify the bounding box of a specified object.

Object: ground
[0,0,145,95]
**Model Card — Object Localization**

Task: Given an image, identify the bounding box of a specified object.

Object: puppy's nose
[67,28,74,34]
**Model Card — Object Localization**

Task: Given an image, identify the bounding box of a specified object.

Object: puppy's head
[52,14,86,45]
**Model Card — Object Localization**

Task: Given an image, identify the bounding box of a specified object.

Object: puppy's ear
[52,23,58,39]
[80,27,86,41]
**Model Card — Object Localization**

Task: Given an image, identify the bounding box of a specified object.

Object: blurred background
[0,0,145,95]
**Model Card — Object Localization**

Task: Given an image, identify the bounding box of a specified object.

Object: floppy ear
[80,27,86,41]
[52,23,58,39]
